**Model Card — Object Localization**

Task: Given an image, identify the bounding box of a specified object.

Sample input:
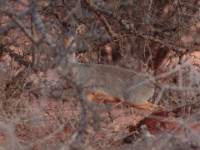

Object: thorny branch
[1,0,200,149]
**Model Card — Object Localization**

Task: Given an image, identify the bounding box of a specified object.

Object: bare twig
[83,0,118,40]
[9,15,38,45]
[0,43,31,67]
[31,9,55,48]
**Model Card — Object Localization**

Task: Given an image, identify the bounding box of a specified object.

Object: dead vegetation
[0,0,200,150]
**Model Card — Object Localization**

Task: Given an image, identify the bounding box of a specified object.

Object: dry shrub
[1,0,200,150]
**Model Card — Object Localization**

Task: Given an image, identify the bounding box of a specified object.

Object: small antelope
[73,63,158,111]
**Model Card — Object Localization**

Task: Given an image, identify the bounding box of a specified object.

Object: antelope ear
[63,33,77,63]
[68,50,76,63]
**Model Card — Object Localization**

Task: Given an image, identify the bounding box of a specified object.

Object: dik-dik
[73,63,158,111]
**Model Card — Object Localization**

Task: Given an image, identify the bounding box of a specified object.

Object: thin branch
[0,43,32,67]
[9,15,37,45]
[83,0,118,40]
[31,9,55,48]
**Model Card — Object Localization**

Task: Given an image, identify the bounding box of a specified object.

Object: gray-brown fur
[74,63,155,109]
